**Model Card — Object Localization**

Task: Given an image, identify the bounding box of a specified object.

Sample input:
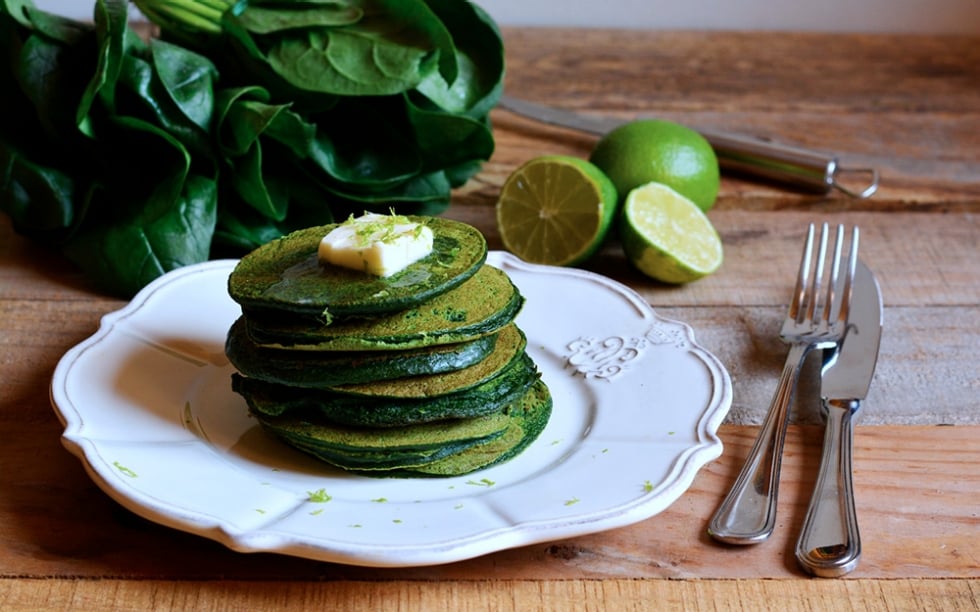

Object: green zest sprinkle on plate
[308,489,332,503]
[113,462,138,478]
[466,478,495,487]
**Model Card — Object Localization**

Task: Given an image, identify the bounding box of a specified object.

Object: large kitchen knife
[498,95,879,199]
[795,259,883,577]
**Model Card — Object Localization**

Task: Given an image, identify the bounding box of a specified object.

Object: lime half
[621,181,723,283]
[496,155,618,266]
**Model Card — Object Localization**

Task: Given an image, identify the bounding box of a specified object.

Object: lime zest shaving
[343,210,419,247]
[308,488,332,503]
[466,478,495,487]
[113,461,138,478]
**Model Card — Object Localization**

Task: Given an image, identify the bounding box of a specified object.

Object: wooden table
[2,28,978,610]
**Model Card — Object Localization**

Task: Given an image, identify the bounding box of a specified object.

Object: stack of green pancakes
[225,216,552,477]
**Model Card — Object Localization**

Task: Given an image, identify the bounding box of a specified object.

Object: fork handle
[795,398,862,577]
[708,342,809,544]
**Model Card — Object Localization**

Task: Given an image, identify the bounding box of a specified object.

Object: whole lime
[589,119,720,211]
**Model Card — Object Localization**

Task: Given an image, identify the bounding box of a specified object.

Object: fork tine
[803,223,830,324]
[837,227,860,324]
[789,224,815,322]
[823,224,845,325]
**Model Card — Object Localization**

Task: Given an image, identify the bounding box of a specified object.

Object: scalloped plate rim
[50,252,732,567]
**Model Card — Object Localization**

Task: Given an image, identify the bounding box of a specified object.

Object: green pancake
[252,409,513,471]
[398,380,553,477]
[245,264,524,351]
[225,317,498,388]
[331,324,527,399]
[249,379,552,476]
[232,351,539,427]
[283,439,486,470]
[228,216,487,322]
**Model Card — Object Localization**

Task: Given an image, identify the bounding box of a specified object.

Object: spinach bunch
[0,0,503,296]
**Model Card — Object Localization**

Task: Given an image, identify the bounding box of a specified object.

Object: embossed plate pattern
[50,252,732,567]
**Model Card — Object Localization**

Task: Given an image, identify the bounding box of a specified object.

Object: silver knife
[498,95,879,199]
[795,259,883,577]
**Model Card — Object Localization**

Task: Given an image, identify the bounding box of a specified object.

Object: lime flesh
[496,155,618,266]
[621,181,723,283]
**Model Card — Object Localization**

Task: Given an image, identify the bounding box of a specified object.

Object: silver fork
[708,223,858,545]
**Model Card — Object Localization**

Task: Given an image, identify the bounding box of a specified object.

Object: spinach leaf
[15,29,94,139]
[228,0,457,96]
[307,98,422,190]
[0,143,78,238]
[151,38,218,132]
[215,89,313,221]
[213,158,336,253]
[114,50,214,158]
[77,0,128,134]
[414,0,503,117]
[2,0,35,28]
[233,3,363,33]
[63,115,217,297]
[404,96,494,173]
[19,4,89,42]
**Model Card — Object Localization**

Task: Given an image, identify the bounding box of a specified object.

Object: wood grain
[497,29,980,204]
[1,28,979,608]
[1,419,976,580]
[2,578,979,611]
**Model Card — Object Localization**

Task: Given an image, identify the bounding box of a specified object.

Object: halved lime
[621,181,723,283]
[495,155,618,266]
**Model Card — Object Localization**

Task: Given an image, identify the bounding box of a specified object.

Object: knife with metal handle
[796,259,883,577]
[498,95,880,199]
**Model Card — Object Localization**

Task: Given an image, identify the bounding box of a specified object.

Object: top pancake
[228,216,487,321]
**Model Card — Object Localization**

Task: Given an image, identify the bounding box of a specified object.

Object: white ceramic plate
[50,252,731,567]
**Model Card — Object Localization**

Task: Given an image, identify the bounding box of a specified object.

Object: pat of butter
[318,213,434,277]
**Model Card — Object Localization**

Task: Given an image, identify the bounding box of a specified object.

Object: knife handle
[795,398,862,577]
[700,129,880,199]
[498,96,880,198]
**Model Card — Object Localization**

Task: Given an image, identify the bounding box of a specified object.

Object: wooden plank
[2,578,978,611]
[1,421,975,580]
[500,30,980,115]
[2,219,978,429]
[495,29,980,203]
[2,266,977,431]
[442,207,980,310]
[7,206,980,310]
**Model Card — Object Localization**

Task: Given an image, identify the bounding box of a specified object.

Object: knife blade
[795,259,883,577]
[497,95,879,199]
